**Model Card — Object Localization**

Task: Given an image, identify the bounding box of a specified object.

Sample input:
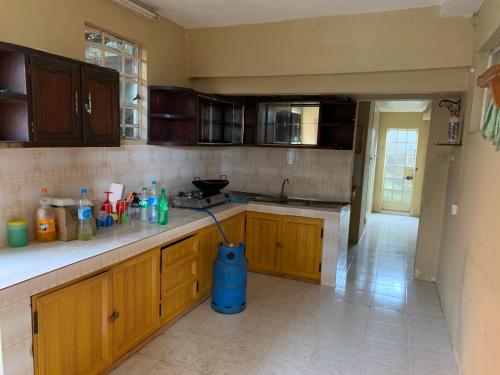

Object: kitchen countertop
[0,201,349,292]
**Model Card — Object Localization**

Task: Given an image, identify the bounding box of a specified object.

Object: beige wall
[436,0,500,373]
[188,7,473,78]
[0,0,190,87]
[373,112,430,218]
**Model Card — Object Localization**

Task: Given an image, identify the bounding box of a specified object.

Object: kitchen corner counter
[0,201,349,375]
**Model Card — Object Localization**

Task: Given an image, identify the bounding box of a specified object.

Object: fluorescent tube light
[111,0,159,20]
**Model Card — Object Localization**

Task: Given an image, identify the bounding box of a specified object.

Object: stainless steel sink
[231,191,349,209]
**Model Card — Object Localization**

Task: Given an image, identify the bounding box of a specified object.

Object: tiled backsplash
[218,147,353,202]
[0,145,352,246]
[0,145,219,246]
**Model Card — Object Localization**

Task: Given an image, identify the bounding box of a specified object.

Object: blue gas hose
[192,208,231,245]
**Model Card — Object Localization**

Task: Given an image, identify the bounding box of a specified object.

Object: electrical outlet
[451,203,459,216]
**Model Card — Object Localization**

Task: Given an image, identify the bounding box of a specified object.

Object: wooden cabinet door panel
[245,212,281,273]
[33,272,111,375]
[222,213,245,246]
[30,54,81,145]
[281,216,323,281]
[81,66,119,146]
[161,236,199,323]
[197,226,219,299]
[111,249,160,360]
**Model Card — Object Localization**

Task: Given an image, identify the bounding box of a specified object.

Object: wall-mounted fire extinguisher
[439,99,462,144]
[448,111,460,144]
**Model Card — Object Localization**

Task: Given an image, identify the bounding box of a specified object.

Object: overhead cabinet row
[0,42,119,146]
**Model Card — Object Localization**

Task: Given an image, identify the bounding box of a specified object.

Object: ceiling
[375,100,431,112]
[140,0,483,28]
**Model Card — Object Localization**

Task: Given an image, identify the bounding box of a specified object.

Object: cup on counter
[7,219,29,248]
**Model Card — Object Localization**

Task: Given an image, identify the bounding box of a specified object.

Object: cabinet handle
[85,93,92,114]
[74,91,78,116]
[108,310,120,323]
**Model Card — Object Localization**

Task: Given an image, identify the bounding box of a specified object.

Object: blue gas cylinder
[212,242,248,314]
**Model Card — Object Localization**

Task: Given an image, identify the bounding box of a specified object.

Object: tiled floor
[112,213,458,375]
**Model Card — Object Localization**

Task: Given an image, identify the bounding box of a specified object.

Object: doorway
[372,107,430,217]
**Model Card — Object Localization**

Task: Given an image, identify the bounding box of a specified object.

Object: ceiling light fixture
[111,0,159,20]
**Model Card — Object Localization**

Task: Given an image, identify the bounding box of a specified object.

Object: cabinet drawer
[161,235,198,267]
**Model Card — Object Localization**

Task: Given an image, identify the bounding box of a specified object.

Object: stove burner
[173,190,230,209]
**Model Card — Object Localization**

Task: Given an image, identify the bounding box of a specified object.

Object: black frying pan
[192,175,230,194]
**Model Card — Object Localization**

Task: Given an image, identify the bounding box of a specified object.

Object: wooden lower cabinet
[160,235,199,324]
[32,272,112,375]
[110,249,160,359]
[222,213,246,246]
[197,225,220,299]
[245,212,282,273]
[281,216,323,281]
[246,212,323,281]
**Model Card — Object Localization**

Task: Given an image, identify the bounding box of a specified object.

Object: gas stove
[172,190,230,209]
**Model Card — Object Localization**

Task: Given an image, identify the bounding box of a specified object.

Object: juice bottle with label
[35,187,56,242]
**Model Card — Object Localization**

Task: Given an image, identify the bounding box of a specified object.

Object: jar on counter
[7,219,29,248]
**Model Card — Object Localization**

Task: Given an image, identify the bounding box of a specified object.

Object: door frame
[373,112,430,217]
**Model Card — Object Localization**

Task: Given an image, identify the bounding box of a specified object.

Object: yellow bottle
[35,187,56,242]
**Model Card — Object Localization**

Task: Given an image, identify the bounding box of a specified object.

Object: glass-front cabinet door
[258,103,320,145]
[198,96,243,144]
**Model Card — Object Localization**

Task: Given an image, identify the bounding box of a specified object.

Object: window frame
[84,26,146,140]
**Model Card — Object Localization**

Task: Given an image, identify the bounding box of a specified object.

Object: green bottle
[158,188,169,225]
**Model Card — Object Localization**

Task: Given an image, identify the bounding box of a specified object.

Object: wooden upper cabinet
[32,272,112,375]
[81,65,120,146]
[245,212,282,273]
[281,216,323,281]
[110,250,160,360]
[30,54,82,145]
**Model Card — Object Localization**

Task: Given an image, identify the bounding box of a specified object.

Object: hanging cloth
[482,99,500,151]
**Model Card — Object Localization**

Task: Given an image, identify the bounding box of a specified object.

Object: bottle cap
[8,219,28,227]
[40,187,47,193]
[81,188,88,193]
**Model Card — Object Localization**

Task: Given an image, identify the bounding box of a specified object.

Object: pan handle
[220,175,228,181]
[194,177,201,181]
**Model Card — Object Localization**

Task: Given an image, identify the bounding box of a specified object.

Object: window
[84,26,145,140]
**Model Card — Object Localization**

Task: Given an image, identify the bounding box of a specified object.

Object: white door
[381,128,418,213]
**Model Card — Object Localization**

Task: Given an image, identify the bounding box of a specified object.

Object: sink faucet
[280,178,290,200]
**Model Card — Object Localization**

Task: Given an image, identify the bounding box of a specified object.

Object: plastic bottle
[77,188,94,241]
[139,187,149,222]
[158,188,169,225]
[35,188,56,242]
[148,181,159,224]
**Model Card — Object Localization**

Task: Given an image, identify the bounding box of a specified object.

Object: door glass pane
[121,126,139,139]
[382,128,419,211]
[124,43,138,57]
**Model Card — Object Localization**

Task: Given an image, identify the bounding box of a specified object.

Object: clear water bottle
[139,187,149,222]
[158,188,169,225]
[77,188,94,241]
[148,181,159,224]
